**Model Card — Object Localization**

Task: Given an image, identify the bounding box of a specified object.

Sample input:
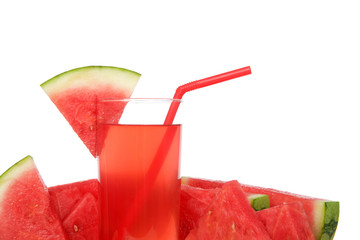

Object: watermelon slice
[49,179,99,220]
[41,66,141,157]
[180,184,270,239]
[185,181,271,240]
[257,202,315,240]
[182,177,340,240]
[240,183,339,240]
[62,193,99,240]
[49,179,100,239]
[180,185,220,240]
[0,156,67,239]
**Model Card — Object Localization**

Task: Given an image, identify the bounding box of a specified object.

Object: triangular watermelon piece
[41,66,141,157]
[185,181,271,240]
[180,185,220,239]
[62,193,99,240]
[0,156,67,239]
[257,202,315,240]
[49,179,99,220]
[180,184,270,239]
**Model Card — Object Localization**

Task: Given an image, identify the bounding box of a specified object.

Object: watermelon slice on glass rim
[41,66,141,157]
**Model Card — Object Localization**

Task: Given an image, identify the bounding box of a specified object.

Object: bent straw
[165,66,252,124]
[121,66,252,232]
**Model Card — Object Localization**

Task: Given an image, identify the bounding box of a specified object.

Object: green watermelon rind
[248,194,270,211]
[0,156,34,203]
[40,66,141,97]
[314,200,339,240]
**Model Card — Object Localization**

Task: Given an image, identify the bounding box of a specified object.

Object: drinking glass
[97,98,182,240]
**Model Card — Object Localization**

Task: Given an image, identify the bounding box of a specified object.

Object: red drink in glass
[98,123,181,240]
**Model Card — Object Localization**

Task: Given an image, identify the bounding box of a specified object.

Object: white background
[0,1,359,238]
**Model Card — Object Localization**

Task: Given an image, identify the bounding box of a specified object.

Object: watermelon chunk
[62,193,99,240]
[49,179,100,239]
[257,202,315,240]
[41,66,141,157]
[180,185,220,239]
[49,179,99,220]
[185,181,271,240]
[180,184,270,239]
[182,177,340,240]
[240,184,339,240]
[0,156,67,239]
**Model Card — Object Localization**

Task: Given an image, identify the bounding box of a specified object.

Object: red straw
[165,66,252,124]
[120,66,252,234]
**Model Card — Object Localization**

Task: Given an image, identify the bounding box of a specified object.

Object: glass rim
[98,98,182,103]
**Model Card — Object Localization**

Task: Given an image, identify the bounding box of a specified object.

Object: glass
[97,98,182,240]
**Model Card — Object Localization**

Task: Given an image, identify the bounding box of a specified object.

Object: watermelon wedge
[182,177,340,240]
[49,179,100,239]
[41,66,141,157]
[257,202,315,240]
[0,156,67,239]
[240,183,339,240]
[185,181,271,240]
[180,184,270,239]
[180,185,220,240]
[49,179,99,220]
[62,193,99,240]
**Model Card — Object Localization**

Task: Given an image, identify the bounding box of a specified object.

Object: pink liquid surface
[98,124,181,240]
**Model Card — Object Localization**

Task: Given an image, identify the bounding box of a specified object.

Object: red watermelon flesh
[62,193,99,240]
[239,183,339,240]
[49,179,99,220]
[182,177,224,189]
[180,185,220,240]
[182,177,339,240]
[0,156,67,240]
[180,184,270,239]
[185,181,271,240]
[257,202,315,240]
[41,66,141,157]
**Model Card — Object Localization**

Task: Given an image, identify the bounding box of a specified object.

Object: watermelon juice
[98,123,181,240]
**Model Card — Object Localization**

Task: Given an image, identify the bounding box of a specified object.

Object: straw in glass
[121,66,252,233]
